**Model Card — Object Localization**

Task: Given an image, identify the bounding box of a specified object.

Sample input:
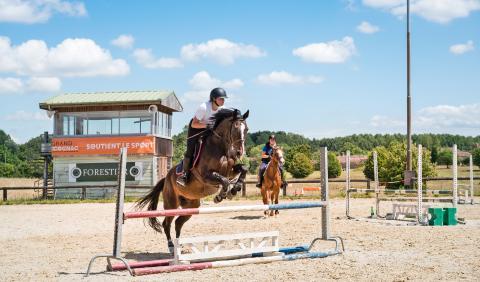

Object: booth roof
[39,90,182,112]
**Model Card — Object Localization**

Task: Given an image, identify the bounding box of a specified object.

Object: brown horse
[136,108,249,252]
[261,146,285,217]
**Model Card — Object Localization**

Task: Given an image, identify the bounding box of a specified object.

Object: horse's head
[209,108,249,159]
[272,146,285,166]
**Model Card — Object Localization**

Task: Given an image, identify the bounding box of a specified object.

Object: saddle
[176,138,205,176]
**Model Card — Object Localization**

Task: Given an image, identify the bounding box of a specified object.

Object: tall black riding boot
[176,157,192,186]
[256,168,265,188]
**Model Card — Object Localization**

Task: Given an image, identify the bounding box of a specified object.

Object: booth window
[56,110,171,138]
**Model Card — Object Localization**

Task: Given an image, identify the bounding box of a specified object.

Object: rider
[176,87,227,186]
[256,134,288,188]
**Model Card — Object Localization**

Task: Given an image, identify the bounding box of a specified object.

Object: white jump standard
[85,147,344,276]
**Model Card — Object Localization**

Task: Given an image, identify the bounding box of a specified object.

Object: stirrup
[176,174,187,186]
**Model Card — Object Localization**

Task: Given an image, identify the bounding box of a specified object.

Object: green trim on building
[39,90,182,112]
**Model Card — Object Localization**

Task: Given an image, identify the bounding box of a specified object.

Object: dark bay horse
[261,146,284,217]
[136,108,249,252]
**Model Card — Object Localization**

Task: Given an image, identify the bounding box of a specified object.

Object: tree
[172,126,187,165]
[285,144,313,175]
[246,145,263,174]
[339,142,365,155]
[328,152,342,178]
[472,148,480,168]
[363,142,436,188]
[0,163,15,177]
[437,150,453,168]
[285,152,313,178]
[430,146,439,164]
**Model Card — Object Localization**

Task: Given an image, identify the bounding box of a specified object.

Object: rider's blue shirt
[261,144,273,164]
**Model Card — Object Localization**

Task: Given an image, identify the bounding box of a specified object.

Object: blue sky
[0,0,479,143]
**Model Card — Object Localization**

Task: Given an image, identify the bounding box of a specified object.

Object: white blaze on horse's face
[240,122,245,157]
[278,150,285,165]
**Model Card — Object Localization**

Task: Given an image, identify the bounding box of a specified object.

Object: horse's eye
[234,121,241,128]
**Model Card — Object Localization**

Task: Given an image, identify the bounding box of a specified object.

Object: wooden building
[39,90,182,198]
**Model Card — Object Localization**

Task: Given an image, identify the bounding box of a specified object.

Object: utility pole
[405,0,414,187]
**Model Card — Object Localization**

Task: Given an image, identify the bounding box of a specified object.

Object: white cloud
[133,48,183,69]
[0,0,87,24]
[183,71,243,103]
[449,40,474,55]
[0,77,23,94]
[0,36,129,77]
[0,76,61,94]
[363,0,480,24]
[257,71,324,85]
[417,104,480,128]
[27,76,61,92]
[180,38,266,65]
[293,36,356,64]
[4,110,50,121]
[369,103,480,133]
[111,34,134,49]
[370,115,404,128]
[357,21,380,34]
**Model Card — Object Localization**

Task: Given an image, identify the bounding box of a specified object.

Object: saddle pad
[175,160,183,175]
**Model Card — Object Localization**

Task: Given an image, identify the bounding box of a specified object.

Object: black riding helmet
[210,87,228,101]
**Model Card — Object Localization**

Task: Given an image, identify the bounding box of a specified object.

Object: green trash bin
[428,208,444,226]
[443,207,457,226]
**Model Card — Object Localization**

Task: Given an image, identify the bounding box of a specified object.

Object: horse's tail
[135,177,165,233]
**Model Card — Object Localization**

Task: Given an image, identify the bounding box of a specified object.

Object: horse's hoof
[168,241,174,254]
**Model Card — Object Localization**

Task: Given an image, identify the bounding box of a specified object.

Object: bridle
[211,118,246,159]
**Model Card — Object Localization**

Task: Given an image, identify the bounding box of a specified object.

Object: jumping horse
[136,108,249,252]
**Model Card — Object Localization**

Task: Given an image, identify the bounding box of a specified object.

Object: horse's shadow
[230,215,264,220]
[124,251,172,261]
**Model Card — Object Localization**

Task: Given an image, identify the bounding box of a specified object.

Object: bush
[0,163,15,177]
[473,148,480,168]
[328,152,342,178]
[285,152,313,178]
[437,150,453,167]
[248,158,259,174]
[363,142,436,188]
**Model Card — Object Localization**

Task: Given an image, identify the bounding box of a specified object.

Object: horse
[261,146,285,217]
[136,108,249,252]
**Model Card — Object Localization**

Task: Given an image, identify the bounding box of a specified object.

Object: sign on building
[68,162,143,182]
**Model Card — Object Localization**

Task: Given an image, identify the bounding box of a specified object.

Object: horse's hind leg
[162,216,175,253]
[175,198,200,239]
[174,199,201,254]
[162,179,180,253]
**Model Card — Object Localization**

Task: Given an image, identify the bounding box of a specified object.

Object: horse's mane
[208,108,242,130]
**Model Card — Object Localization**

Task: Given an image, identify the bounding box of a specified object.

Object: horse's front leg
[208,171,230,203]
[228,164,248,197]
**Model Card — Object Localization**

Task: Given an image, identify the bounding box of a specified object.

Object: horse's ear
[242,110,250,120]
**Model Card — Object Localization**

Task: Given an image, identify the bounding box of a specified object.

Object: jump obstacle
[345,144,475,224]
[85,147,344,276]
